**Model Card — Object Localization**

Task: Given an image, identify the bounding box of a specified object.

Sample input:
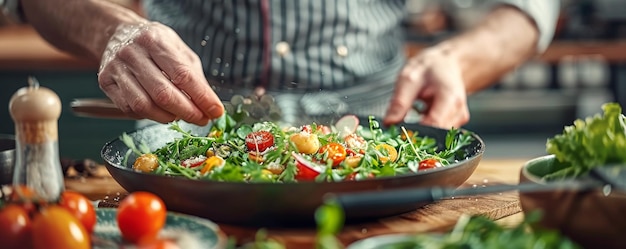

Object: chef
[3,0,558,129]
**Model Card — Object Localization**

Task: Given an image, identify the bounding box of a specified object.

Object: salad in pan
[122,113,475,183]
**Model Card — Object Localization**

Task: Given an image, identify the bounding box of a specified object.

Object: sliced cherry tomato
[32,206,90,249]
[137,237,181,249]
[375,144,398,163]
[245,131,275,152]
[318,142,347,167]
[292,152,323,181]
[200,156,225,175]
[419,158,442,171]
[401,129,415,141]
[59,191,97,234]
[117,191,167,243]
[0,204,32,249]
[344,154,364,168]
[181,155,207,168]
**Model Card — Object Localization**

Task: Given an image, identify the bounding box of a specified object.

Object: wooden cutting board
[64,158,529,248]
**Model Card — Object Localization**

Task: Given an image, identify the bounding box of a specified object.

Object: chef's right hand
[97,22,224,126]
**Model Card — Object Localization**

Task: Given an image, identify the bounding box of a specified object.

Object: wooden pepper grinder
[9,77,64,202]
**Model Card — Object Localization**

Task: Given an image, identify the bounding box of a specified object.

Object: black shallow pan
[101,119,484,227]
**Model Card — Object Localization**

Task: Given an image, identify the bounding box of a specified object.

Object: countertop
[64,158,531,248]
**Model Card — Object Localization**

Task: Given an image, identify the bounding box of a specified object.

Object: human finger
[144,24,224,120]
[418,71,469,129]
[383,62,426,126]
[115,41,210,125]
[99,60,177,123]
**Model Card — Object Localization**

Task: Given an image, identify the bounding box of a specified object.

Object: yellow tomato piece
[375,144,398,163]
[133,153,159,173]
[248,151,265,163]
[201,156,224,175]
[344,154,364,168]
[289,132,320,154]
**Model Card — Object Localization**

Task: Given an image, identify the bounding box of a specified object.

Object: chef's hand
[383,46,469,129]
[97,22,224,126]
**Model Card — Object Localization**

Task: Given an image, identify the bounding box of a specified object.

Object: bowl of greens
[519,102,626,249]
[101,112,484,227]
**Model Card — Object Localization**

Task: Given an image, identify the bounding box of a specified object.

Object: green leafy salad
[121,113,475,183]
[545,102,626,180]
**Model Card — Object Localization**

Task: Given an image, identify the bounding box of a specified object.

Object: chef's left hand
[383,46,469,129]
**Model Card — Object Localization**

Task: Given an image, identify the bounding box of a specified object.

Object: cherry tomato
[9,184,37,201]
[59,191,97,234]
[375,144,398,163]
[245,131,275,152]
[0,204,32,249]
[293,152,322,181]
[117,191,167,243]
[134,153,160,173]
[318,142,347,167]
[181,155,207,168]
[295,162,321,181]
[32,206,90,249]
[401,129,415,141]
[419,158,442,171]
[137,237,181,249]
[8,185,39,214]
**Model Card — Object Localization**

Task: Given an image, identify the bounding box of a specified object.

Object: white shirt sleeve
[486,0,560,52]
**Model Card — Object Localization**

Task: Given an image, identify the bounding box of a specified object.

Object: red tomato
[295,162,321,181]
[9,185,35,200]
[59,191,97,234]
[0,204,32,249]
[318,142,347,167]
[419,158,442,171]
[181,155,207,168]
[117,191,167,243]
[293,152,322,181]
[137,237,181,249]
[9,185,38,214]
[32,206,90,249]
[245,131,275,152]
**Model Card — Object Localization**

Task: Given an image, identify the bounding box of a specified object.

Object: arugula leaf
[545,102,626,180]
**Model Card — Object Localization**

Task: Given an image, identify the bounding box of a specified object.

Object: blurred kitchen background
[1,0,625,161]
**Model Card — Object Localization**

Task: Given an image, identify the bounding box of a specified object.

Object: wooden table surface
[65,157,532,248]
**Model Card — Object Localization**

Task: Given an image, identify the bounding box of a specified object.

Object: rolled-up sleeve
[487,0,560,52]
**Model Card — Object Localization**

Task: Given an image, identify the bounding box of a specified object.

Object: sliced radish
[334,114,359,137]
[292,152,324,181]
[181,155,207,168]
